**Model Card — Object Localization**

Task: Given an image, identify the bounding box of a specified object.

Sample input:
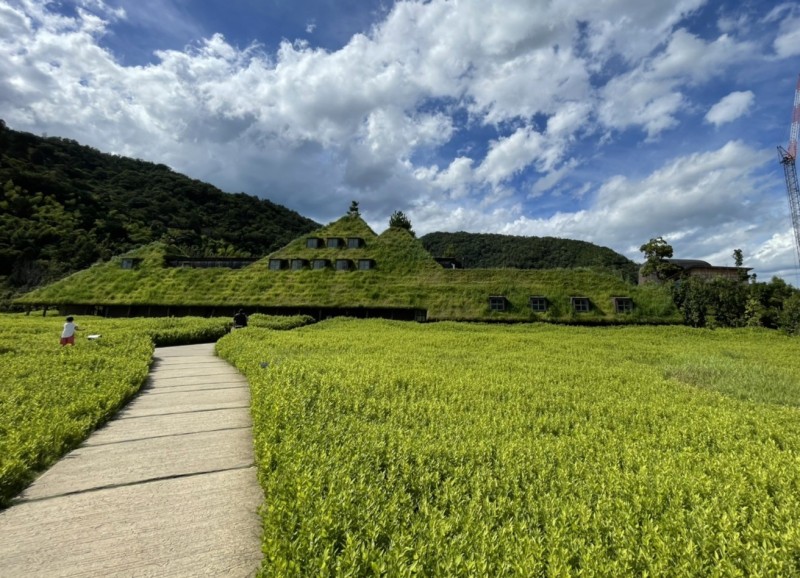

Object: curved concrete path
[0,343,263,577]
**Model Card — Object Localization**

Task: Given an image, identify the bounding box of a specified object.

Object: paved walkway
[0,343,263,577]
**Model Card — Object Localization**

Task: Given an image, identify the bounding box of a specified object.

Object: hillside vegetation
[218,319,800,575]
[421,231,639,282]
[0,122,318,302]
[17,214,678,323]
[0,314,235,507]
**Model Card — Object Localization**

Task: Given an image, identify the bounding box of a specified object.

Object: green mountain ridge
[420,231,639,282]
[0,122,318,303]
[2,123,654,319]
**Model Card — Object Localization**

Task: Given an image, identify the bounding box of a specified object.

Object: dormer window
[347,237,365,249]
[326,238,344,248]
[291,259,308,270]
[571,297,590,313]
[335,259,353,271]
[529,296,548,312]
[306,237,324,249]
[613,297,634,313]
[489,296,507,311]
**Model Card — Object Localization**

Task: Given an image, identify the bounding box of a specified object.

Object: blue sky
[1,0,799,280]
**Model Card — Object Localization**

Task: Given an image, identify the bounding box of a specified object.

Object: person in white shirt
[60,316,79,346]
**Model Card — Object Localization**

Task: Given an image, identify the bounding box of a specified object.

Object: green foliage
[733,248,743,267]
[422,231,639,282]
[673,276,800,330]
[0,314,231,507]
[389,210,414,236]
[14,212,677,324]
[247,314,316,330]
[0,126,318,301]
[17,241,677,323]
[639,237,681,281]
[706,277,748,328]
[217,320,800,575]
[779,293,800,335]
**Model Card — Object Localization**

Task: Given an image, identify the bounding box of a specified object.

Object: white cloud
[598,72,685,139]
[419,157,475,200]
[649,30,753,84]
[476,127,547,187]
[597,29,756,139]
[0,0,746,208]
[705,91,755,126]
[773,16,800,58]
[0,0,793,281]
[409,140,786,278]
[530,159,580,197]
[751,231,797,279]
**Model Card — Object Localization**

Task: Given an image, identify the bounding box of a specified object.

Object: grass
[0,314,231,506]
[16,222,678,323]
[217,320,800,575]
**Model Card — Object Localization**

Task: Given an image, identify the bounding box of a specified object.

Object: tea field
[217,319,800,576]
[0,313,231,506]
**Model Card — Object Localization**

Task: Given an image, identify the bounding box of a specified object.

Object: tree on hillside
[348,200,360,217]
[639,237,681,281]
[389,210,414,236]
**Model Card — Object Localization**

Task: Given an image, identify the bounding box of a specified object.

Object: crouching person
[232,309,248,330]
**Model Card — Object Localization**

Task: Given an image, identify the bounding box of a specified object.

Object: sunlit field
[218,319,800,576]
[0,314,231,506]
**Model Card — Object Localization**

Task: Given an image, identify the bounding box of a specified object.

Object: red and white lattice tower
[778,74,800,266]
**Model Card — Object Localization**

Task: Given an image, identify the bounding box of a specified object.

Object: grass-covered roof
[16,214,678,322]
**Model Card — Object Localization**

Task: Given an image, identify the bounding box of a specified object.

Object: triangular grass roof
[265,214,440,274]
[15,212,679,323]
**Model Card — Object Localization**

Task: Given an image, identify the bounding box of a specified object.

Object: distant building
[639,259,751,284]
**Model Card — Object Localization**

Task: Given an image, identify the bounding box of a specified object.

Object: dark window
[489,296,506,311]
[312,259,329,270]
[571,297,590,313]
[614,297,634,313]
[121,258,136,270]
[269,259,286,271]
[358,259,374,270]
[291,259,307,270]
[347,237,364,249]
[529,296,547,312]
[306,238,323,249]
[327,238,344,248]
[335,259,352,271]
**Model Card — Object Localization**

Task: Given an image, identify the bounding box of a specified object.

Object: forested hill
[420,231,640,283]
[0,122,318,299]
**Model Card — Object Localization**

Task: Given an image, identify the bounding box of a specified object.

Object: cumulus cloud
[773,17,800,58]
[705,91,755,126]
[410,140,788,276]
[597,29,755,139]
[0,0,792,279]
